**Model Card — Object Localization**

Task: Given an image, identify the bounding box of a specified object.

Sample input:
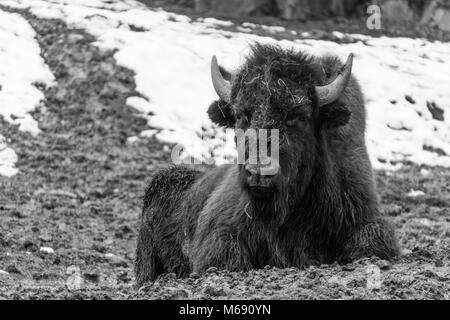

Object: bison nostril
[244,165,259,176]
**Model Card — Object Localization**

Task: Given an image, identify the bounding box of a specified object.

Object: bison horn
[211,55,232,103]
[315,53,354,107]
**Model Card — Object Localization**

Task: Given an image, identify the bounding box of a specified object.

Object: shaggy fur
[135,44,400,286]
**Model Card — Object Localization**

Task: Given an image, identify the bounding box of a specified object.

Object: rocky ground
[0,7,449,300]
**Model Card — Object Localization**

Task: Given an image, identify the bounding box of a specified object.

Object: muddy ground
[0,8,449,300]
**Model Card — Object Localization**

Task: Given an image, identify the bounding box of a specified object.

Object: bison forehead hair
[232,43,321,120]
[208,43,353,130]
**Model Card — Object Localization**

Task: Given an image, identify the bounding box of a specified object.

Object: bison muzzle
[135,43,400,286]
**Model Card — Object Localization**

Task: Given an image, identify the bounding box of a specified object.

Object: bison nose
[244,160,279,188]
[244,163,260,176]
[244,159,280,177]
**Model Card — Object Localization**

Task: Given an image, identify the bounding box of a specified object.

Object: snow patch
[261,25,286,34]
[407,189,426,197]
[126,136,139,144]
[0,9,54,176]
[0,9,54,134]
[420,168,430,176]
[0,134,18,177]
[200,17,233,27]
[39,246,55,254]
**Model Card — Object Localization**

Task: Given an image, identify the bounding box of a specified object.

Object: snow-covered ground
[0,9,54,176]
[0,134,17,177]
[1,0,450,173]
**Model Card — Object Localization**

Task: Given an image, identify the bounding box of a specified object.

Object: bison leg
[340,217,400,262]
[191,233,252,273]
[134,166,199,287]
[135,212,191,287]
[135,218,164,287]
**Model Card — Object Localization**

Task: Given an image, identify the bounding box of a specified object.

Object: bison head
[208,44,353,201]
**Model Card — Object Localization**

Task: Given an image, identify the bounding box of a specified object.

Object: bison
[135,43,399,286]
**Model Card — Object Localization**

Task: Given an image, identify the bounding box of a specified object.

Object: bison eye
[235,113,249,126]
[286,109,309,127]
[286,115,306,127]
[286,119,301,127]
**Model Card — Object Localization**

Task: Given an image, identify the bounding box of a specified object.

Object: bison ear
[207,100,235,128]
[318,101,351,129]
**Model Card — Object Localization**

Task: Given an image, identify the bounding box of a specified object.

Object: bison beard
[134,44,400,286]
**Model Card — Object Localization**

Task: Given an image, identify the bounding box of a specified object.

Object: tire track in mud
[0,9,172,298]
